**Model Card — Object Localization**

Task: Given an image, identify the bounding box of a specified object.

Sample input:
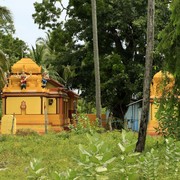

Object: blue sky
[1,0,68,47]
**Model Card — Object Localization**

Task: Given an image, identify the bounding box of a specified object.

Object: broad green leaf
[104,157,116,164]
[128,152,141,157]
[95,154,103,161]
[120,155,125,160]
[121,129,126,143]
[30,161,34,170]
[118,143,125,152]
[79,144,91,156]
[96,175,109,180]
[95,166,107,173]
[35,168,45,174]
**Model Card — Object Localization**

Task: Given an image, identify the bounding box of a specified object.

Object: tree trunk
[135,0,155,152]
[91,0,102,125]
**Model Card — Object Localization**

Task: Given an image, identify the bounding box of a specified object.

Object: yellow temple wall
[151,102,158,121]
[147,101,159,135]
[6,97,41,115]
[12,114,63,134]
[15,115,44,124]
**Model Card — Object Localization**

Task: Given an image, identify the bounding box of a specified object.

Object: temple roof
[11,58,41,74]
[151,70,175,97]
[153,70,174,82]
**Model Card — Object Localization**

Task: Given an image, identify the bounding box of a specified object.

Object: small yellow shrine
[0,58,78,134]
[147,70,175,135]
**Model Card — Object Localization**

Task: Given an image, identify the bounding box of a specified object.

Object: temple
[125,70,176,135]
[0,58,78,134]
[147,70,175,135]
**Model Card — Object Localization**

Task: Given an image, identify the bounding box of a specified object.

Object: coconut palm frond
[0,67,6,89]
[41,64,60,82]
[0,6,14,33]
[0,50,9,71]
[0,6,13,23]
[30,44,46,65]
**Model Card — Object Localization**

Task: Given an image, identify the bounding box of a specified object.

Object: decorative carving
[20,101,26,115]
[20,101,26,110]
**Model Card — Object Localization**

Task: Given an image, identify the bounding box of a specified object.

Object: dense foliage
[156,0,180,139]
[0,6,14,34]
[32,0,171,119]
[0,32,28,65]
[156,91,180,140]
[158,0,180,86]
[0,129,180,179]
[0,5,28,90]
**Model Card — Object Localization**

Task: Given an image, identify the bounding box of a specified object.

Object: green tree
[0,50,9,89]
[156,0,180,139]
[0,5,14,33]
[33,0,170,120]
[0,5,14,90]
[29,37,60,81]
[158,0,180,86]
[58,65,76,89]
[0,33,28,65]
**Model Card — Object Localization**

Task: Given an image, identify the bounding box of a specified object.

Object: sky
[1,0,68,47]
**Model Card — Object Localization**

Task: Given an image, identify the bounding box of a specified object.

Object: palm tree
[0,6,13,89]
[0,50,10,89]
[0,6,14,33]
[31,43,46,64]
[58,65,76,89]
[30,37,60,81]
[91,0,102,125]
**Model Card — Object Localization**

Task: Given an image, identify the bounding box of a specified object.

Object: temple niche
[1,58,78,134]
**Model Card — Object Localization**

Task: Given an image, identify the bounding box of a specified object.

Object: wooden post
[11,113,15,134]
[44,102,48,134]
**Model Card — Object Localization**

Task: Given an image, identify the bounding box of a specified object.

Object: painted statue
[42,71,49,88]
[17,71,31,90]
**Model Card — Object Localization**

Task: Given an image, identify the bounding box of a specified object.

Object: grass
[0,129,179,180]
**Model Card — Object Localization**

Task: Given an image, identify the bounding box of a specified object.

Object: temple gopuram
[0,58,78,134]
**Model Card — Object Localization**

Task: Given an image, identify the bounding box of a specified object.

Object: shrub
[69,114,104,134]
[155,92,180,140]
[16,129,39,136]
